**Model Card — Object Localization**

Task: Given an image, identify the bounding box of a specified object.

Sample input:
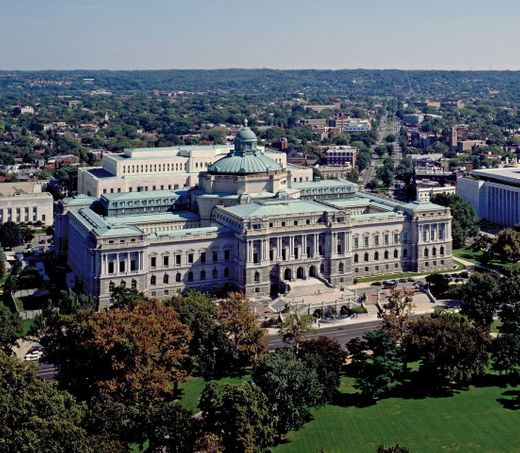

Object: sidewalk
[12,338,37,359]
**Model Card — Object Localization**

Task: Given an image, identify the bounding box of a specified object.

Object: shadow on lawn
[497,389,520,410]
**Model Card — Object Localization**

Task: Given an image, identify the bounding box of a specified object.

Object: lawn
[178,373,251,413]
[453,247,509,272]
[355,261,465,284]
[274,375,520,453]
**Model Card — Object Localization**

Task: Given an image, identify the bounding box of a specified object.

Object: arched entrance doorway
[309,265,316,277]
[284,268,292,281]
[296,267,305,279]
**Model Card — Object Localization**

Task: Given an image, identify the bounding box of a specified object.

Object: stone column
[290,236,295,258]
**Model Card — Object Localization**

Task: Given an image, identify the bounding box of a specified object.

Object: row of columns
[245,231,350,263]
[101,251,144,275]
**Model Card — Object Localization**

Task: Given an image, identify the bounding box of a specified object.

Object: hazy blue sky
[1,0,519,70]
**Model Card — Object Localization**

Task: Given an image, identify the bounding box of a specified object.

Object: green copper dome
[208,124,283,175]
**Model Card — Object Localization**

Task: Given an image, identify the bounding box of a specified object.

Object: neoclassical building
[57,126,453,307]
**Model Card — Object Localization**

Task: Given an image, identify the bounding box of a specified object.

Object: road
[268,319,382,350]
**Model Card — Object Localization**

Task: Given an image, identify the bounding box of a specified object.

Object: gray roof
[221,199,339,219]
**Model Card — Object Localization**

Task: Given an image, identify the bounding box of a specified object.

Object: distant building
[458,140,486,153]
[0,182,53,226]
[20,106,34,115]
[458,167,520,227]
[323,146,358,168]
[403,114,425,127]
[279,137,288,150]
[416,181,456,201]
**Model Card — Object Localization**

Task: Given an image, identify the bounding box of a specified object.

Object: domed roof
[208,152,283,175]
[235,126,257,142]
[207,122,283,175]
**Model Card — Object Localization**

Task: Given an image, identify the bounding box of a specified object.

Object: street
[268,319,382,350]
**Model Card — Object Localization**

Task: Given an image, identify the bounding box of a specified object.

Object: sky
[1,0,520,70]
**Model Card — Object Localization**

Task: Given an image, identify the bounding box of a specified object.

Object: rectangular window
[130,260,137,271]
[213,251,218,262]
[393,233,399,243]
[200,252,206,264]
[163,256,169,267]
[188,253,194,264]
[224,250,230,261]
[384,234,389,245]
[374,236,379,246]
[119,261,125,273]
[108,262,114,274]
[364,236,369,247]
[150,257,156,268]
[176,255,181,265]
[353,237,359,249]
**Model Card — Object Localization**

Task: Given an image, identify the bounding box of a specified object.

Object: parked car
[398,278,407,283]
[407,277,415,282]
[371,281,383,286]
[24,350,43,361]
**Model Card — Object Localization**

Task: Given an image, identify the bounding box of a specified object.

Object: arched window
[224,268,230,277]
[338,262,344,273]
[384,250,389,260]
[175,272,181,282]
[374,252,379,261]
[212,268,218,279]
[394,249,399,259]
[440,246,445,255]
[150,275,156,285]
[163,274,169,284]
[188,272,193,282]
[131,279,137,289]
[120,280,126,288]
[200,270,206,281]
[354,254,359,263]
[424,248,429,257]
[432,247,437,256]
[364,253,369,262]
[254,271,260,283]
[109,281,115,293]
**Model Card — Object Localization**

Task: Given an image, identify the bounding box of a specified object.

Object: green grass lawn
[274,375,520,453]
[453,247,509,272]
[178,373,251,413]
[355,261,465,284]
[19,319,34,337]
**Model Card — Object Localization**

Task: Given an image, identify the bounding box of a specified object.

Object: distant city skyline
[1,0,520,71]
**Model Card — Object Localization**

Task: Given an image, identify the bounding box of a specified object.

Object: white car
[24,350,43,361]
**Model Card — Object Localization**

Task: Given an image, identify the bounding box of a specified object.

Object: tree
[109,285,145,309]
[0,221,23,248]
[169,291,234,378]
[299,336,345,404]
[460,272,500,327]
[199,382,275,452]
[252,348,322,436]
[217,292,267,367]
[54,289,98,314]
[0,352,91,453]
[492,333,520,377]
[380,287,414,372]
[347,330,402,402]
[0,303,22,354]
[41,298,191,402]
[278,312,314,351]
[408,312,490,386]
[425,273,450,298]
[489,228,520,263]
[431,194,479,248]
